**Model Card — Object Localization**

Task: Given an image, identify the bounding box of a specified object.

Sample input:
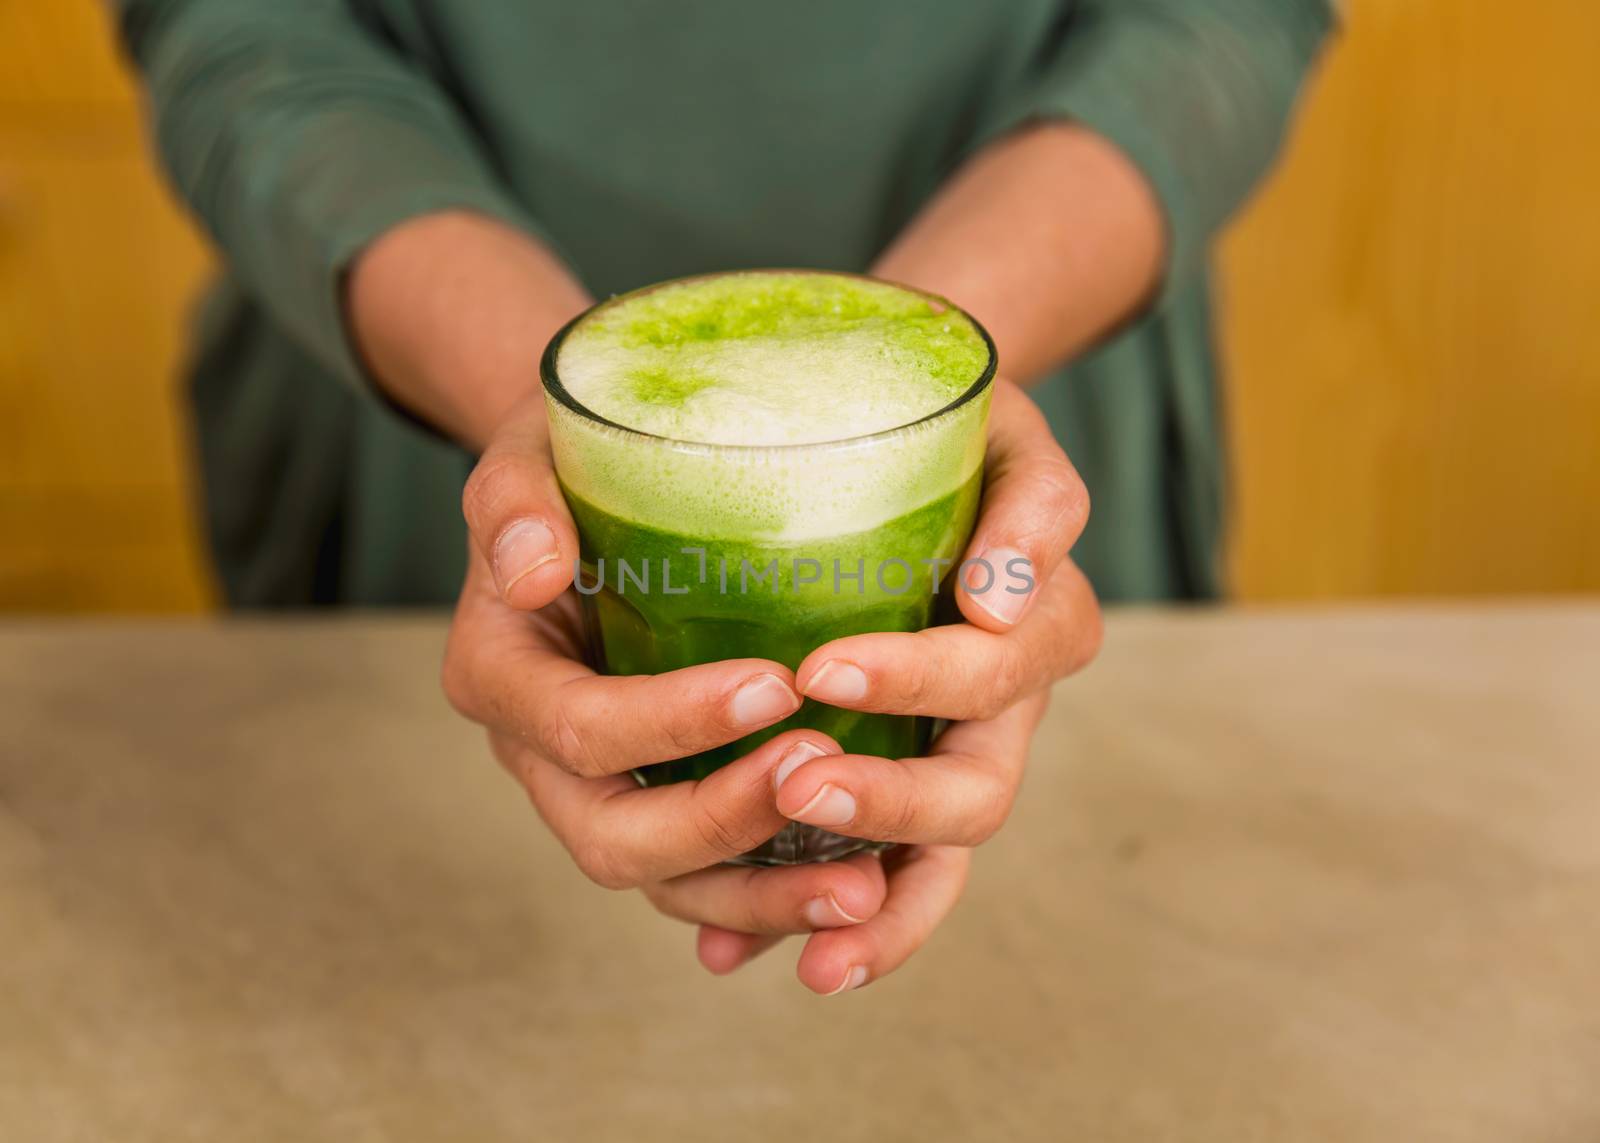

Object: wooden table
[2,607,1597,1141]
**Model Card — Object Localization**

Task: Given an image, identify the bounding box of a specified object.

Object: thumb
[461,395,579,610]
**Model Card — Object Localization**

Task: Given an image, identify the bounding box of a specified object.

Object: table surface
[2,606,1598,1142]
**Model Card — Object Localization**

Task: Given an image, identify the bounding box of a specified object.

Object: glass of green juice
[540,270,996,865]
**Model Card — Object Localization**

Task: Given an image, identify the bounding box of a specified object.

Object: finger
[796,559,1100,720]
[773,691,1048,846]
[461,395,580,610]
[499,729,842,888]
[643,850,887,935]
[796,845,971,994]
[956,380,1089,632]
[518,657,800,777]
[449,583,800,774]
[697,928,785,975]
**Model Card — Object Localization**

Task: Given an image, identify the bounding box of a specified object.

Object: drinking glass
[541,271,996,864]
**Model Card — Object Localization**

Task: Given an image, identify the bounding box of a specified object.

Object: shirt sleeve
[981,0,1336,307]
[114,0,548,390]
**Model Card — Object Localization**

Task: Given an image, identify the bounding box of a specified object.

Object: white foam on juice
[545,272,994,541]
[560,324,966,446]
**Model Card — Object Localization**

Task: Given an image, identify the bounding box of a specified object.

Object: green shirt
[117,0,1330,606]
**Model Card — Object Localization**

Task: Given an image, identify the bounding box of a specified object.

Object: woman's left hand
[696,379,1104,993]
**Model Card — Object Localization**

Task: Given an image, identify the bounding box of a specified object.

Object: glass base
[726,823,894,867]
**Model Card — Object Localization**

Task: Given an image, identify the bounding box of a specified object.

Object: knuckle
[901,636,961,711]
[972,693,1011,723]
[972,650,1024,720]
[899,654,936,710]
[571,838,637,890]
[461,453,525,534]
[539,694,602,777]
[879,759,922,838]
[732,866,770,933]
[1035,456,1088,517]
[661,709,711,757]
[968,778,1018,845]
[1021,458,1090,548]
[996,643,1029,694]
[690,801,758,862]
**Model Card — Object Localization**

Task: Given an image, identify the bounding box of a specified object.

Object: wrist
[872,120,1164,382]
[347,210,592,450]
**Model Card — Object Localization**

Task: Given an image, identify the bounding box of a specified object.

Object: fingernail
[965,546,1033,626]
[804,893,866,929]
[825,964,870,995]
[730,674,800,727]
[494,519,558,594]
[773,739,831,791]
[788,782,856,827]
[804,660,869,704]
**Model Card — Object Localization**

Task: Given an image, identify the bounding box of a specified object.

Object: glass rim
[539,269,998,456]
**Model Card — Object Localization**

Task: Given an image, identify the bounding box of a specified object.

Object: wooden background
[2,1,1597,612]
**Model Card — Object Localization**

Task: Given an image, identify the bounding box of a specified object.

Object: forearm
[873,122,1164,384]
[346,212,593,451]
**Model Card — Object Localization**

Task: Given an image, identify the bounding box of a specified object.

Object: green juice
[565,469,982,785]
[542,270,995,864]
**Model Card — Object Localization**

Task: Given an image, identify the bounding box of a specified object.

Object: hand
[700,380,1103,992]
[441,396,893,964]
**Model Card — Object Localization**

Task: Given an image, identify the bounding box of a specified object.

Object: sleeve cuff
[974,33,1203,313]
[309,175,552,396]
[216,108,564,398]
[970,3,1331,313]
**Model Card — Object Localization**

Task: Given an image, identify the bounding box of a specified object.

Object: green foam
[545,271,994,542]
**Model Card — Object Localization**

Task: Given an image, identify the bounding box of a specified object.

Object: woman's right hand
[441,395,892,961]
[346,214,892,972]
